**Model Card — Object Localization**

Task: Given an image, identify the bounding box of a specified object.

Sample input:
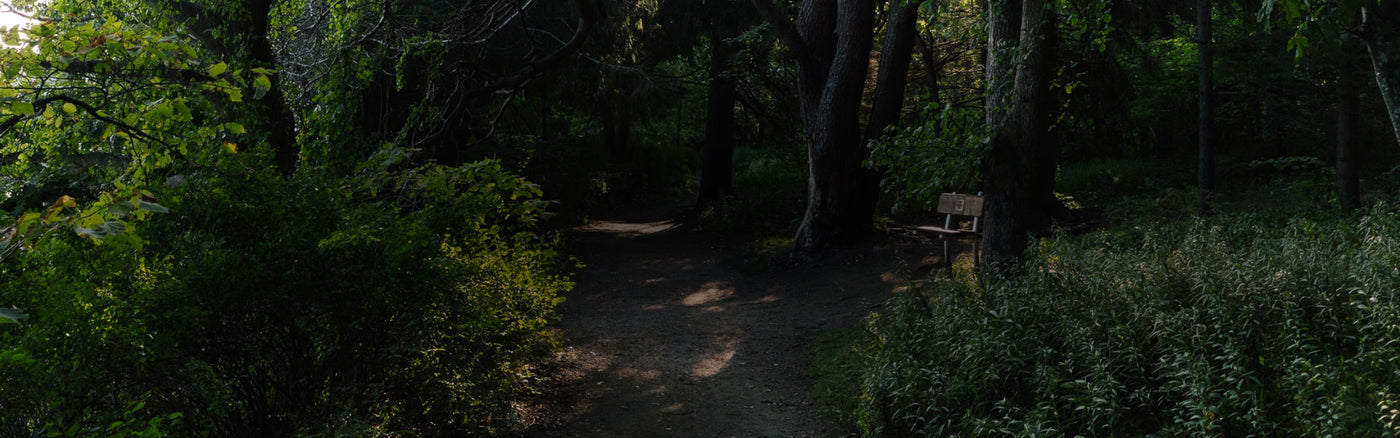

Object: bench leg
[941,236,952,277]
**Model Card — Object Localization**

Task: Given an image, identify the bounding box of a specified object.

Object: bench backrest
[937,193,983,232]
[937,193,983,217]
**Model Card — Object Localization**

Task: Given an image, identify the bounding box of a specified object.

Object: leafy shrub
[0,147,571,436]
[866,105,986,215]
[697,146,806,234]
[853,207,1400,436]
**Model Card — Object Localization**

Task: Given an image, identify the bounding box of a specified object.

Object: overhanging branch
[463,0,596,99]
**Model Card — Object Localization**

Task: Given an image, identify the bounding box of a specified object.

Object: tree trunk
[163,0,300,175]
[981,0,1056,265]
[792,0,878,255]
[1196,0,1216,214]
[866,1,920,139]
[601,99,631,160]
[1337,59,1361,212]
[1360,1,1400,148]
[697,37,738,208]
[753,0,920,256]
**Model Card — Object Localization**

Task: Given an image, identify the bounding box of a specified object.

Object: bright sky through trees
[0,2,34,28]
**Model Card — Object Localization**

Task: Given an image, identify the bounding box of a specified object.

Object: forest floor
[520,201,951,437]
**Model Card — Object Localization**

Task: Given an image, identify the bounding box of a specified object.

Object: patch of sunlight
[746,294,780,304]
[682,280,733,306]
[617,367,662,381]
[690,340,737,379]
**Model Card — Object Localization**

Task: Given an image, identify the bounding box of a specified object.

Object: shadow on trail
[526,211,938,437]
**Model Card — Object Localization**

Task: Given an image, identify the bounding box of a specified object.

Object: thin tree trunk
[866,0,920,139]
[698,38,738,208]
[1196,0,1215,214]
[1337,60,1361,212]
[1360,2,1400,148]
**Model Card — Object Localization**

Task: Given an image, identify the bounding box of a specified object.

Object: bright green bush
[854,208,1400,436]
[0,147,570,436]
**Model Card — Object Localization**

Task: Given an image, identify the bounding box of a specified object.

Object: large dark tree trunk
[244,0,299,175]
[753,0,921,256]
[1337,57,1362,212]
[1359,1,1400,148]
[164,0,301,175]
[792,0,878,254]
[1196,0,1216,213]
[981,0,1056,265]
[601,99,631,160]
[697,37,738,208]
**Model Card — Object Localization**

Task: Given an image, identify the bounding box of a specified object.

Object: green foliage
[697,145,806,234]
[810,327,875,434]
[851,208,1400,436]
[0,148,571,436]
[866,105,986,215]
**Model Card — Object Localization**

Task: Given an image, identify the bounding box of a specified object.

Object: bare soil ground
[521,205,950,438]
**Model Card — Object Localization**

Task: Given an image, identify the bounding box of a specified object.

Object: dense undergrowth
[0,148,571,436]
[697,145,807,234]
[839,160,1400,436]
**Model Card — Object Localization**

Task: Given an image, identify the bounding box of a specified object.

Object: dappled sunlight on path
[525,210,931,437]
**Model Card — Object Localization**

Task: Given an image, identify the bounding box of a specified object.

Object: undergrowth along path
[525,207,938,437]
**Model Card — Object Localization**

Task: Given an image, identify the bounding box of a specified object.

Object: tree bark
[792,0,878,255]
[1196,0,1216,214]
[164,0,300,175]
[866,0,921,139]
[981,0,1056,265]
[753,0,921,256]
[697,37,737,208]
[1359,1,1400,148]
[1337,58,1361,212]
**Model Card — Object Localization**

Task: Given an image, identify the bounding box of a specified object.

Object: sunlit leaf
[207,61,227,77]
[10,102,34,115]
[136,200,169,213]
[75,221,126,239]
[0,308,28,324]
[253,74,272,98]
[225,122,245,134]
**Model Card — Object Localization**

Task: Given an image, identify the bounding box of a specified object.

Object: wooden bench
[913,193,984,270]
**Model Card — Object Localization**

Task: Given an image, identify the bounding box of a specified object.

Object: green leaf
[136,200,169,213]
[75,221,126,239]
[0,308,28,324]
[62,103,77,113]
[206,61,227,77]
[225,122,246,134]
[10,102,34,115]
[252,75,271,100]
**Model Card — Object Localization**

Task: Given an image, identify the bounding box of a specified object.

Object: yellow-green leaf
[10,102,33,115]
[225,122,245,134]
[62,103,77,113]
[207,61,227,77]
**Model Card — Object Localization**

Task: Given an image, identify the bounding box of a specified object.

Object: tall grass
[852,207,1400,436]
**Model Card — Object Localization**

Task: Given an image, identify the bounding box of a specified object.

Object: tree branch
[0,94,169,147]
[463,0,596,99]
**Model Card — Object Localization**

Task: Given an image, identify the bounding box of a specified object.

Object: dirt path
[523,207,941,437]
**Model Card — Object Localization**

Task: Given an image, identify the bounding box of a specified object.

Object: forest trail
[523,205,942,437]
